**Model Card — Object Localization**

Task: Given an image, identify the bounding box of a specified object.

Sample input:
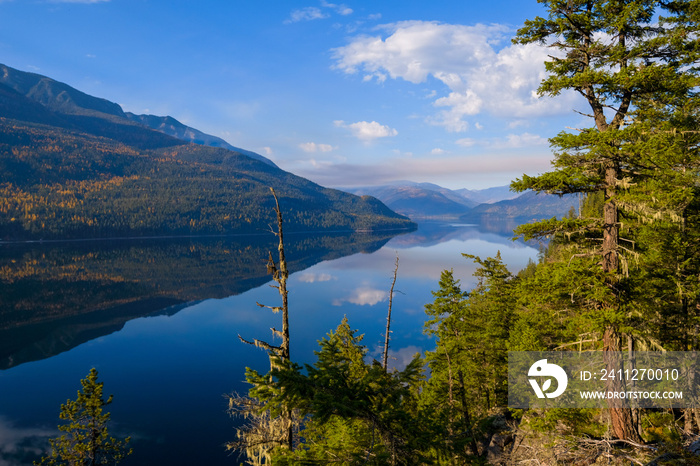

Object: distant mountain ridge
[462,191,579,220]
[348,181,577,222]
[456,185,520,205]
[348,183,475,218]
[0,63,414,240]
[0,64,125,119]
[0,63,275,166]
[124,112,275,166]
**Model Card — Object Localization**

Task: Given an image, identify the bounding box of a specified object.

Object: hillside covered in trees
[0,64,414,240]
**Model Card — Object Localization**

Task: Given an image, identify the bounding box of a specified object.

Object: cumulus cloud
[299,142,335,153]
[332,21,577,131]
[335,120,398,141]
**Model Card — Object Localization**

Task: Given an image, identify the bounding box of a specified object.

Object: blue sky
[0,0,588,190]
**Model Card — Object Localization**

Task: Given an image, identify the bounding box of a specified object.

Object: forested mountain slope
[0,64,413,240]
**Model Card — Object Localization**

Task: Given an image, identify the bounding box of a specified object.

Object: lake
[0,221,538,465]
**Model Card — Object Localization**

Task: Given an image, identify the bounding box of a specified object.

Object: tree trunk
[601,163,642,441]
[604,327,642,442]
[271,189,290,363]
[457,370,480,457]
[382,255,399,371]
[602,164,619,273]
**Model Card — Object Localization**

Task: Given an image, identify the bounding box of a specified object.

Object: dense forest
[0,120,413,239]
[224,1,700,464]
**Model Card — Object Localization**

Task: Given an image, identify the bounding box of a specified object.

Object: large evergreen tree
[512,0,700,441]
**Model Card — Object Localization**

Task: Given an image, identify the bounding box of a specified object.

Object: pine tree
[35,368,132,466]
[422,254,516,461]
[512,0,700,441]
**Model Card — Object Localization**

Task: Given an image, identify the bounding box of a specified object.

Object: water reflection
[0,416,54,466]
[0,222,538,466]
[0,231,399,369]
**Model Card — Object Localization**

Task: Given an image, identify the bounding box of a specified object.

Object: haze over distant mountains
[0,63,413,240]
[348,181,578,222]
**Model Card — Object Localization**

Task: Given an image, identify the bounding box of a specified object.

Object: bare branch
[238,335,280,353]
[256,302,283,313]
[572,110,594,119]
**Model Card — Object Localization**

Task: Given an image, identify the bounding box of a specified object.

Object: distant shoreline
[0,225,417,246]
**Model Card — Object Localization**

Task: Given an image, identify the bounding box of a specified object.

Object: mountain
[390,181,479,207]
[0,64,125,119]
[455,185,520,204]
[462,191,579,221]
[0,64,414,240]
[348,183,475,218]
[347,181,529,219]
[346,181,577,223]
[124,112,276,166]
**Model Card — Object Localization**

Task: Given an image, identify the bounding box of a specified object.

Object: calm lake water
[0,221,538,465]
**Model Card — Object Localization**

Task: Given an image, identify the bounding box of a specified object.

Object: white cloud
[456,132,548,149]
[332,21,578,131]
[455,138,476,147]
[430,148,447,155]
[299,142,335,153]
[321,0,353,15]
[286,2,353,23]
[492,132,549,149]
[285,7,328,23]
[261,147,273,156]
[335,120,398,141]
